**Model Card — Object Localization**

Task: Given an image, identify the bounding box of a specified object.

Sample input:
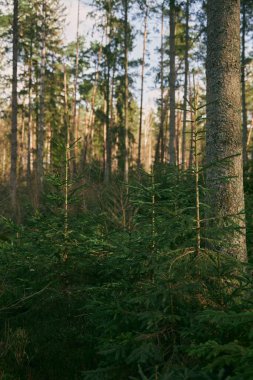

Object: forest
[0,0,253,379]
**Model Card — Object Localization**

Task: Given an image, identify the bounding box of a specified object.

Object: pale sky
[62,0,160,109]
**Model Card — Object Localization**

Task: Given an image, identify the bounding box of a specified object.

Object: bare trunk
[137,6,148,170]
[182,0,190,169]
[87,42,103,160]
[10,0,19,216]
[241,0,247,166]
[72,0,80,174]
[63,64,69,262]
[168,0,176,164]
[20,105,25,176]
[155,5,165,164]
[37,2,46,195]
[27,40,33,183]
[176,110,181,166]
[104,65,111,183]
[189,75,195,168]
[206,0,247,261]
[124,0,129,183]
[103,99,107,178]
[104,8,112,184]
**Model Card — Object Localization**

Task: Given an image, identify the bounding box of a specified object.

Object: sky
[62,0,160,109]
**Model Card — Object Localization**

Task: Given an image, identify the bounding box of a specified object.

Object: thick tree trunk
[241,0,247,166]
[168,0,176,164]
[206,0,247,262]
[137,6,148,170]
[182,0,190,169]
[10,0,19,216]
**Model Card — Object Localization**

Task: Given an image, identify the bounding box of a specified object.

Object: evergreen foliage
[0,163,252,379]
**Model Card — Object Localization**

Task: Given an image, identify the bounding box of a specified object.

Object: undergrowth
[0,165,252,380]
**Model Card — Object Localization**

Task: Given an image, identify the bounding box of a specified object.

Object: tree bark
[87,42,103,161]
[241,0,247,166]
[10,0,19,217]
[104,60,111,183]
[206,0,247,262]
[27,39,33,184]
[182,0,190,169]
[155,4,165,164]
[137,6,148,170]
[168,0,176,164]
[37,2,46,195]
[72,0,80,174]
[104,8,112,184]
[123,0,129,183]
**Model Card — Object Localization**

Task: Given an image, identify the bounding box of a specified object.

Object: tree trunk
[104,61,111,183]
[124,0,129,183]
[37,2,46,195]
[241,0,247,166]
[155,4,165,164]
[137,6,148,170]
[168,0,176,164]
[87,42,103,161]
[206,0,247,262]
[182,0,190,169]
[27,39,33,184]
[104,7,113,183]
[72,0,80,174]
[10,0,19,217]
[176,110,181,166]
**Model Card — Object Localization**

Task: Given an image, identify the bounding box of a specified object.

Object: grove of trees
[0,0,253,379]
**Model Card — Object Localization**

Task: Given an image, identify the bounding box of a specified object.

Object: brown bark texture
[10,0,19,216]
[241,0,247,166]
[168,0,176,164]
[206,0,247,262]
[182,0,189,169]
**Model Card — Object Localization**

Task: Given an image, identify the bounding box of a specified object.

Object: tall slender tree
[10,0,19,216]
[181,0,190,169]
[72,0,81,174]
[137,2,148,170]
[123,0,129,182]
[168,0,176,164]
[155,2,165,164]
[37,1,46,196]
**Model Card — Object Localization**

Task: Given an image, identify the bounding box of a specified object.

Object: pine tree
[168,0,176,164]
[10,0,19,217]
